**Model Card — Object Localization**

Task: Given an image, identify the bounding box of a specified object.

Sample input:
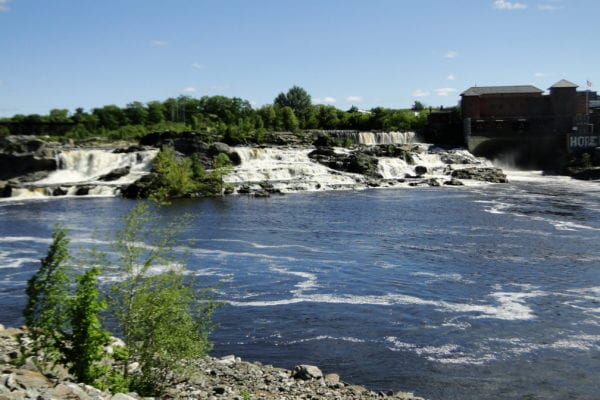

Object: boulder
[98,167,131,181]
[292,365,323,381]
[414,165,427,175]
[451,167,507,183]
[0,136,57,181]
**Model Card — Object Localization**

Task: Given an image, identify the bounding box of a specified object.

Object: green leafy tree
[124,102,149,126]
[274,86,312,128]
[110,203,214,395]
[24,226,71,363]
[150,146,198,202]
[278,106,299,132]
[411,101,425,111]
[210,153,233,195]
[68,266,111,386]
[146,101,166,125]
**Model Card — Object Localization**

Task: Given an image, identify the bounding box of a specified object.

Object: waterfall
[226,147,363,192]
[38,149,157,185]
[327,131,415,145]
[7,148,158,199]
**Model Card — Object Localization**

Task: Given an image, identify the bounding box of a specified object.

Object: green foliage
[274,86,312,128]
[109,203,215,395]
[411,101,425,111]
[209,153,234,195]
[68,266,111,386]
[150,146,199,202]
[24,226,71,363]
[0,126,10,136]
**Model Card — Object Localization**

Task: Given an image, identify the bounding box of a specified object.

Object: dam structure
[460,79,599,166]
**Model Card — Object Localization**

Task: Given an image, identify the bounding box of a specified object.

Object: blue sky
[0,0,597,117]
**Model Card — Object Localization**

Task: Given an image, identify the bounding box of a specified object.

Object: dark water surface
[1,172,599,399]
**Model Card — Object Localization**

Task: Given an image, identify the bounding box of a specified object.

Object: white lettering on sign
[570,136,599,148]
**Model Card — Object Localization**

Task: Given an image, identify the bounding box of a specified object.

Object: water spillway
[326,131,416,145]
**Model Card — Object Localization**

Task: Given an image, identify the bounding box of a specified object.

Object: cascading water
[328,131,415,145]
[38,149,157,185]
[226,147,364,192]
[227,144,498,194]
[9,148,157,199]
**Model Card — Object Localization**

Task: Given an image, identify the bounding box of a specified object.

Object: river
[0,171,599,399]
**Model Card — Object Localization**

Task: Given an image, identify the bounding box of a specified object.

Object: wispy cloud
[447,74,456,81]
[444,51,458,59]
[493,0,527,10]
[151,40,168,47]
[191,62,206,69]
[180,87,197,93]
[345,96,363,102]
[537,4,562,11]
[0,0,11,12]
[534,72,550,77]
[314,96,337,104]
[435,88,457,96]
[412,89,431,98]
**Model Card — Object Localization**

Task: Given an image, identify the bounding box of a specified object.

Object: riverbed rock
[0,136,57,180]
[309,148,380,177]
[451,167,508,183]
[98,167,131,182]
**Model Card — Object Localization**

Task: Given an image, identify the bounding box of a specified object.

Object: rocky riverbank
[0,325,425,400]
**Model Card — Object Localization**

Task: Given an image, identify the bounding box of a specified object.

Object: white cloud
[534,72,550,77]
[314,96,337,104]
[444,51,458,59]
[0,0,11,12]
[493,0,527,10]
[181,87,197,93]
[412,89,431,98]
[151,40,168,47]
[191,62,206,69]
[435,87,457,96]
[447,74,456,81]
[345,96,364,102]
[538,4,561,11]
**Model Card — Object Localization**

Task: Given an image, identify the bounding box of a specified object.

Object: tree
[278,106,299,132]
[146,101,166,125]
[110,203,214,395]
[24,226,71,363]
[210,153,233,195]
[68,266,111,386]
[150,146,198,202]
[274,86,312,128]
[411,101,425,111]
[316,105,340,129]
[124,101,149,125]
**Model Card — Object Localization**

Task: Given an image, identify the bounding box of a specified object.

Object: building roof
[461,85,543,96]
[549,79,578,89]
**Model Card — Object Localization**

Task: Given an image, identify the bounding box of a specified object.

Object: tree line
[0,86,430,143]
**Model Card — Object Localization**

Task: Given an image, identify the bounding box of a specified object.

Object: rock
[0,136,57,180]
[46,382,92,400]
[451,167,507,183]
[324,373,340,385]
[414,165,427,175]
[444,178,464,186]
[110,393,138,400]
[292,365,323,381]
[52,186,69,196]
[98,167,131,182]
[568,167,600,180]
